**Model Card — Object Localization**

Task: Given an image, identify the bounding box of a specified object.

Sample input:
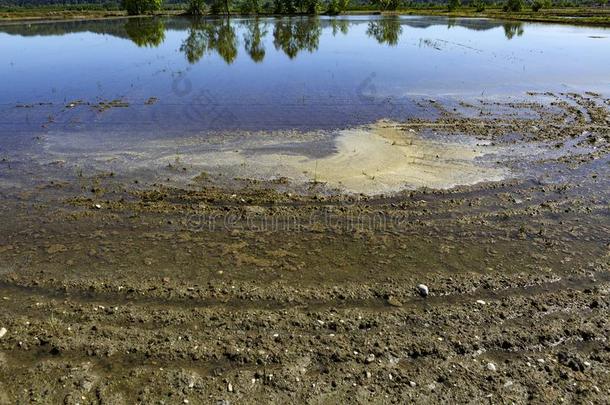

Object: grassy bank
[1,4,610,26]
[0,4,182,21]
[391,6,610,26]
[0,7,123,20]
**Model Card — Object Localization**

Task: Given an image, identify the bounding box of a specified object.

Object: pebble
[0,327,6,338]
[365,354,376,364]
[487,362,497,372]
[417,284,429,297]
[387,296,403,307]
[365,371,372,379]
[227,383,233,392]
[409,381,417,387]
[476,299,486,305]
[93,204,101,209]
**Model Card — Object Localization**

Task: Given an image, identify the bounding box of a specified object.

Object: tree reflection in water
[124,18,166,47]
[180,18,238,64]
[272,17,322,59]
[241,19,268,63]
[114,16,526,64]
[366,17,403,46]
[503,22,525,40]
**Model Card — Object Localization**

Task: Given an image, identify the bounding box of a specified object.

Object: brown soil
[0,92,609,403]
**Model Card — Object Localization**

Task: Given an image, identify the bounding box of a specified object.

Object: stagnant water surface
[0,16,609,193]
[0,15,609,136]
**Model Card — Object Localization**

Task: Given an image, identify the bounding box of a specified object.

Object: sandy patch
[181,120,507,194]
[38,120,507,195]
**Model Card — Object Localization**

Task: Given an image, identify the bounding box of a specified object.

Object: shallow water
[1,15,609,194]
[33,120,508,194]
[1,15,609,138]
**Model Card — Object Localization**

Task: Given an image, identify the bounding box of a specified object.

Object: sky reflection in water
[0,16,609,135]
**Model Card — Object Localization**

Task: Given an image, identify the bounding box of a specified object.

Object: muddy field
[1,92,610,403]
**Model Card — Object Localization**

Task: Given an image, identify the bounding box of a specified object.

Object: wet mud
[0,92,610,403]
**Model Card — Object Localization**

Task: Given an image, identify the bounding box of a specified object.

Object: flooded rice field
[0,15,610,403]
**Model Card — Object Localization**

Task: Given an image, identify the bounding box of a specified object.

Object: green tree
[370,0,400,11]
[261,0,275,12]
[327,0,350,13]
[210,0,232,14]
[503,0,523,11]
[273,0,283,12]
[305,0,320,13]
[121,0,162,15]
[327,0,340,14]
[531,0,550,11]
[187,0,206,14]
[447,0,460,11]
[239,0,260,13]
[273,0,296,12]
[472,0,485,11]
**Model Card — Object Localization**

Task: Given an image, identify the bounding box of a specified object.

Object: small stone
[409,381,417,387]
[387,296,402,307]
[476,300,486,305]
[46,244,67,254]
[487,362,497,372]
[93,204,102,209]
[227,383,233,392]
[0,327,7,338]
[365,354,375,364]
[365,371,372,379]
[417,284,429,297]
